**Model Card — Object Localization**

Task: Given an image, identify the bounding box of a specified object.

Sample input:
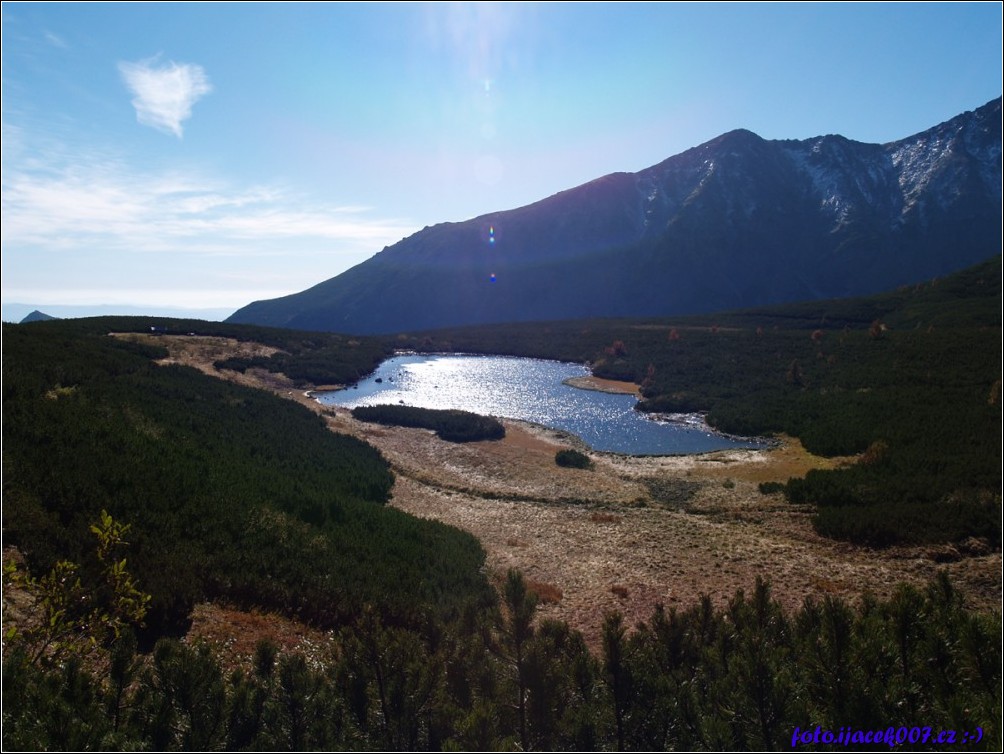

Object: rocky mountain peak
[228,98,1002,334]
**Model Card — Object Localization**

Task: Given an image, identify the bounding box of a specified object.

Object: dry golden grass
[589,512,621,524]
[186,603,334,673]
[527,579,564,605]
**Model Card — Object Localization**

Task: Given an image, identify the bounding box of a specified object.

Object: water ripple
[318,354,766,456]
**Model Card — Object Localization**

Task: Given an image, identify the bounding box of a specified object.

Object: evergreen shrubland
[555,448,593,469]
[3,259,1000,749]
[2,320,490,638]
[4,568,999,751]
[351,404,506,442]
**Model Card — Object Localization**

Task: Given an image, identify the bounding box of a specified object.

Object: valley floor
[137,334,1002,652]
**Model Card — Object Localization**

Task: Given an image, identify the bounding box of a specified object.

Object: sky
[2,2,1001,322]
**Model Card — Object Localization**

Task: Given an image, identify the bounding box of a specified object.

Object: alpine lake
[317,353,768,456]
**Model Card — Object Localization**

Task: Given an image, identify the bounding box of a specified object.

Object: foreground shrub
[8,573,999,752]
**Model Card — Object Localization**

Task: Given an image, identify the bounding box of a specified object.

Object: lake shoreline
[323,352,761,456]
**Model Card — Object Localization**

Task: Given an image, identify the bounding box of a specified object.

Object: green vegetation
[351,404,506,443]
[758,481,785,495]
[53,314,394,387]
[2,260,1000,750]
[213,335,389,387]
[4,571,999,751]
[4,510,150,667]
[555,448,593,469]
[396,256,1002,547]
[3,319,490,638]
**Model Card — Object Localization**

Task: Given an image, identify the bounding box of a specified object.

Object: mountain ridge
[229,97,1002,334]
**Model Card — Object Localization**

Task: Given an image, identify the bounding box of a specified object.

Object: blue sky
[2,2,1001,321]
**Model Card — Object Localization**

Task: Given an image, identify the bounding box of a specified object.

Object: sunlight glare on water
[318,354,766,456]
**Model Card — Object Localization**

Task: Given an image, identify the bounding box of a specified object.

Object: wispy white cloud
[1,133,418,306]
[118,57,212,137]
[43,30,68,49]
[1,150,415,257]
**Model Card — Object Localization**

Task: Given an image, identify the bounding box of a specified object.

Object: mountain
[229,98,1002,335]
[19,310,58,323]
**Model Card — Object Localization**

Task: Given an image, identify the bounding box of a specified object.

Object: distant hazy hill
[2,303,234,323]
[229,98,1002,335]
[19,310,58,323]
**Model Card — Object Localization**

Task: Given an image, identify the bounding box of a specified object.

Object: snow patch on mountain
[890,133,953,216]
[782,141,861,230]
